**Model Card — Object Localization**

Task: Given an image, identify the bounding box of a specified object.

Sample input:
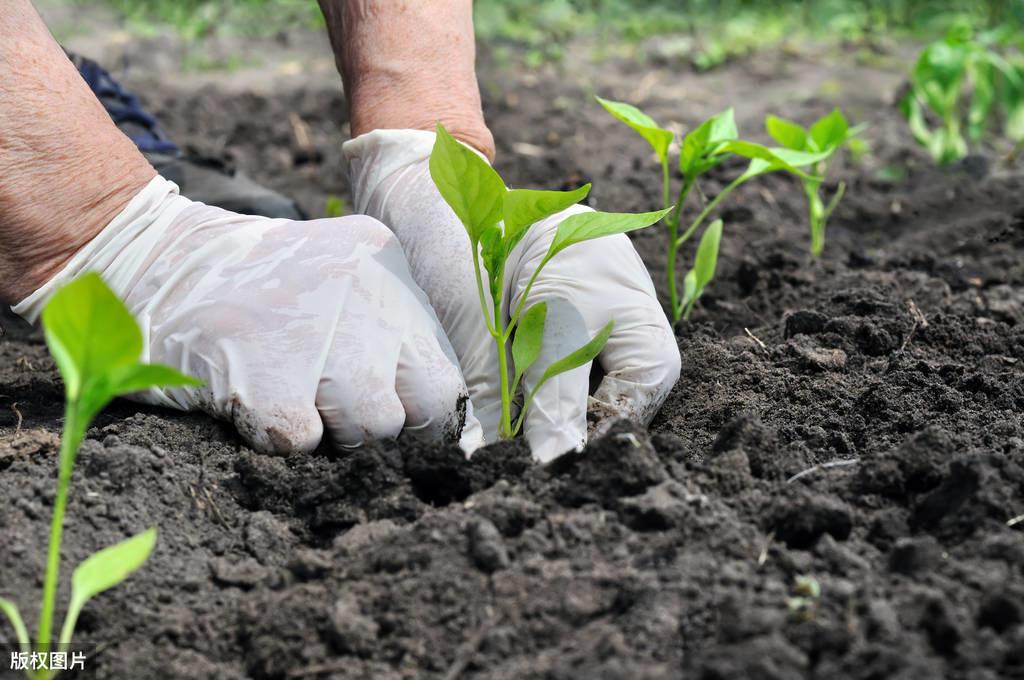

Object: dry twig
[744,327,768,350]
[899,299,928,352]
[786,458,861,484]
[11,402,23,435]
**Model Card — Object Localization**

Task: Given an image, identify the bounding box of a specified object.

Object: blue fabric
[76,57,180,155]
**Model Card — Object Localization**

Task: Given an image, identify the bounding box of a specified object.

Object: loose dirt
[1,31,1023,680]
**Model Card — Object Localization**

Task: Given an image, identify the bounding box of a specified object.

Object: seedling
[428,123,669,440]
[786,574,821,621]
[765,109,864,256]
[597,97,831,321]
[0,273,200,679]
[902,25,1024,165]
[324,195,347,218]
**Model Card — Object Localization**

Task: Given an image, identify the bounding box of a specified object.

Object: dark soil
[2,39,1024,679]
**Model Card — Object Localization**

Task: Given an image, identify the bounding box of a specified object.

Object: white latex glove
[344,130,680,462]
[12,176,481,455]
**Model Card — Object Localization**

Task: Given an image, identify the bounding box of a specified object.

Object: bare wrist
[1,164,156,305]
[319,0,496,161]
[0,1,158,304]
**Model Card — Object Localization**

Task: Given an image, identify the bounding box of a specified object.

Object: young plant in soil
[902,24,1024,165]
[429,123,669,440]
[764,108,863,256]
[597,97,830,321]
[0,273,200,680]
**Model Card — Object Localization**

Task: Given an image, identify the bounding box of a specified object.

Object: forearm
[0,0,155,304]
[318,0,495,160]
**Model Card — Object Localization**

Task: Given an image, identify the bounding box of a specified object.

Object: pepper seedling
[0,273,201,680]
[597,97,830,321]
[765,108,864,257]
[429,123,669,440]
[901,25,1024,165]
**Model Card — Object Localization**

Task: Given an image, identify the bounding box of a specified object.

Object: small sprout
[787,575,821,621]
[680,219,722,319]
[324,195,347,218]
[765,108,864,257]
[598,97,830,321]
[902,27,1024,165]
[429,123,667,439]
[0,273,201,679]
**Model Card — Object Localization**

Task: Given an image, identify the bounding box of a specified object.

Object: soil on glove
[2,36,1024,680]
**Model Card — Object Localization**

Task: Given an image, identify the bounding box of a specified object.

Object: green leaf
[717,141,832,180]
[809,108,850,151]
[967,60,996,142]
[324,195,346,218]
[681,270,698,310]
[42,275,203,442]
[503,184,590,255]
[61,529,157,645]
[511,303,547,387]
[766,114,808,150]
[681,220,723,317]
[548,207,672,259]
[912,41,969,118]
[679,109,738,174]
[597,97,674,164]
[901,92,936,149]
[537,320,614,386]
[0,596,30,649]
[479,223,505,281]
[692,219,723,292]
[41,272,142,401]
[429,123,506,243]
[108,364,203,395]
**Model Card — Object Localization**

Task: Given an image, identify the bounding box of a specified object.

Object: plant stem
[661,158,671,216]
[505,259,547,338]
[676,174,745,249]
[37,402,78,656]
[472,249,496,336]
[666,174,696,322]
[494,301,513,439]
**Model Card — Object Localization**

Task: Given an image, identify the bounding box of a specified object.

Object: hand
[12,177,479,455]
[344,130,680,461]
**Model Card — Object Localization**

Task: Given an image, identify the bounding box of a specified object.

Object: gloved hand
[344,130,680,462]
[12,176,480,455]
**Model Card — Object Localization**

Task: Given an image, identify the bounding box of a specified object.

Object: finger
[393,300,475,447]
[585,236,680,435]
[316,312,407,448]
[589,298,680,438]
[313,225,410,447]
[149,310,328,456]
[458,402,486,457]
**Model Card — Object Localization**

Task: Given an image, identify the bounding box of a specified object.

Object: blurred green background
[80,0,1024,46]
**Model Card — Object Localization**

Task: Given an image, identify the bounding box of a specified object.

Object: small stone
[209,556,268,589]
[788,337,847,371]
[466,517,510,573]
[329,592,379,655]
[333,519,399,553]
[243,511,292,564]
[865,599,901,639]
[287,549,333,580]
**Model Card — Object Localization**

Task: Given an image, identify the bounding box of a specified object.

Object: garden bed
[1,42,1023,679]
